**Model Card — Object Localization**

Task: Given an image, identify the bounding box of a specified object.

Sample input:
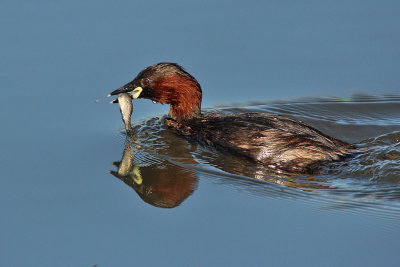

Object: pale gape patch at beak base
[130,87,143,99]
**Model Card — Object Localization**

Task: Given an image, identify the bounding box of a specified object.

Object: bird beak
[108,84,143,99]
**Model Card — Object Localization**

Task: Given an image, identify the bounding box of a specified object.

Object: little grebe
[109,63,354,173]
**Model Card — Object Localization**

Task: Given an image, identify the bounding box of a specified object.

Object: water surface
[110,96,400,216]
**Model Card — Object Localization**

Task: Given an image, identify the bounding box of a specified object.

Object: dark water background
[1,1,400,266]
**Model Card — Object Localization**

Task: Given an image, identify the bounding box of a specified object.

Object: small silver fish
[112,93,132,131]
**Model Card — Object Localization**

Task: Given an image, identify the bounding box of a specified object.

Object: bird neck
[154,74,202,121]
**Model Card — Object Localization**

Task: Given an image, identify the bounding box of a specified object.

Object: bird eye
[142,78,150,86]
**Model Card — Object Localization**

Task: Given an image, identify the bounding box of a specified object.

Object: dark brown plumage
[165,112,353,173]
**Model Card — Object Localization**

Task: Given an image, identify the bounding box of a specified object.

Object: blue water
[1,1,400,266]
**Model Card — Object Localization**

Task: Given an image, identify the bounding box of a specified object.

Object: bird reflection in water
[109,133,198,209]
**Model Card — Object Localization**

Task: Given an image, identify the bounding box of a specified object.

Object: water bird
[109,62,354,173]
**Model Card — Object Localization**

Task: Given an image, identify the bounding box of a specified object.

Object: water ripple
[113,95,400,217]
